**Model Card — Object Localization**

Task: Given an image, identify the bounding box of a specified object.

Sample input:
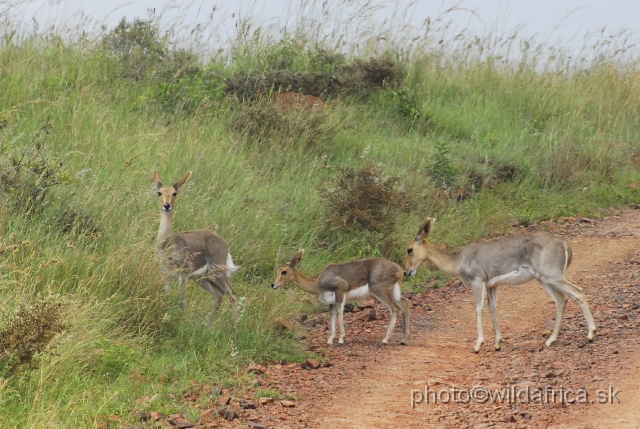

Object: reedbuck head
[153,170,191,213]
[271,249,304,289]
[404,218,436,277]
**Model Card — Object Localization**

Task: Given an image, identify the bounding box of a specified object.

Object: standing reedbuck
[404,218,596,353]
[154,170,239,325]
[271,250,410,345]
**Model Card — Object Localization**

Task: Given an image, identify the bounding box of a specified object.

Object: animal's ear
[416,218,435,240]
[174,171,192,191]
[289,249,305,269]
[153,170,163,190]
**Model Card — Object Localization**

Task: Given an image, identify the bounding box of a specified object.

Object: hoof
[471,349,479,354]
[399,341,407,346]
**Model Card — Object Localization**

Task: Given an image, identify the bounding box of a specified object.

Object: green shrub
[101,16,167,81]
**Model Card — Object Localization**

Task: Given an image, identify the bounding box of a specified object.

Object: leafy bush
[0,122,66,213]
[318,161,409,233]
[0,296,67,375]
[101,16,167,81]
[428,140,459,187]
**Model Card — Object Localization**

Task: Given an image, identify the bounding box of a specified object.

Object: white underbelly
[346,284,370,301]
[188,264,209,278]
[318,284,371,305]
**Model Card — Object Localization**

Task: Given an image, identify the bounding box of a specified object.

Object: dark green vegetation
[1,11,639,426]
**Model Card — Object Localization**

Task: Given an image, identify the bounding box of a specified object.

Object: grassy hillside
[1,12,639,427]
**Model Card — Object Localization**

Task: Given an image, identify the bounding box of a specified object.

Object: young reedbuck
[404,218,596,353]
[271,250,410,345]
[154,170,239,325]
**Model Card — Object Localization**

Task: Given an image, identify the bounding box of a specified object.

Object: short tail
[563,242,572,273]
[226,252,240,277]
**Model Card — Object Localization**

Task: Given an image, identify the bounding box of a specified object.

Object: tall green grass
[1,3,640,426]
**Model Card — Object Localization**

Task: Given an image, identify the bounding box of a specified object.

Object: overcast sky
[5,0,640,58]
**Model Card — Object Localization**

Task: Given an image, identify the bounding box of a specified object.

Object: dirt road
[306,209,640,429]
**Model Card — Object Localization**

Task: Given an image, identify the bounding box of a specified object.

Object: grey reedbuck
[154,170,239,324]
[272,250,410,345]
[404,218,596,353]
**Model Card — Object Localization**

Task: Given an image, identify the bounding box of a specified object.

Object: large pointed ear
[174,171,192,191]
[153,170,163,190]
[416,218,435,240]
[289,249,304,269]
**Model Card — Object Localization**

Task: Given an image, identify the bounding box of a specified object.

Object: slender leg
[486,286,502,350]
[337,292,348,344]
[545,278,596,342]
[471,278,487,353]
[327,304,337,344]
[213,274,238,323]
[382,304,398,344]
[540,282,568,346]
[371,289,402,345]
[161,267,172,293]
[398,297,411,345]
[178,275,186,308]
[164,276,172,293]
[201,279,224,326]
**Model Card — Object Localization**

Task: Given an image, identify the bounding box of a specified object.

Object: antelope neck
[424,242,459,275]
[157,210,173,250]
[292,270,321,295]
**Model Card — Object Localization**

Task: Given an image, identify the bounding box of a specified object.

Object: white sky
[4,0,640,59]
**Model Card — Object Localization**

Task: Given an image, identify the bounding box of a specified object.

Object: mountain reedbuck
[154,170,239,325]
[272,250,410,345]
[404,218,596,353]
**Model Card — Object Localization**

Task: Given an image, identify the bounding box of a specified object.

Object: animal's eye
[157,192,162,196]
[281,270,287,276]
[172,192,177,196]
[407,248,413,255]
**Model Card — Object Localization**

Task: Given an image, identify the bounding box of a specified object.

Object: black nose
[271,283,275,288]
[163,203,171,210]
[404,270,410,277]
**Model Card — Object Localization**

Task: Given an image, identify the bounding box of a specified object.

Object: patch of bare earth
[126,208,640,429]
